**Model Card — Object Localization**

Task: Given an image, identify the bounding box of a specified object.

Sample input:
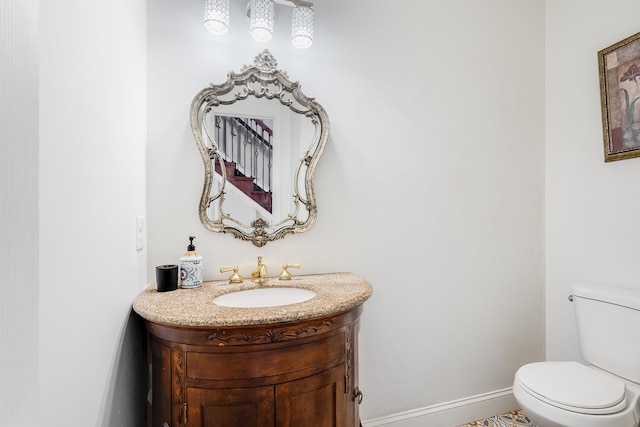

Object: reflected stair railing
[214,116,273,213]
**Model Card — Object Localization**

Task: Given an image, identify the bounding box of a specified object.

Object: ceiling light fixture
[204,0,230,35]
[290,4,313,49]
[203,0,315,49]
[249,0,275,42]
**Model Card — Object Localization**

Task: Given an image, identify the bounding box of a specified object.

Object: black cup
[156,265,179,292]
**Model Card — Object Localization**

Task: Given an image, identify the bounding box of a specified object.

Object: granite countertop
[132,272,373,327]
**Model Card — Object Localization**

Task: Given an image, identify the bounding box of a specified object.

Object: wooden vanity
[133,273,372,427]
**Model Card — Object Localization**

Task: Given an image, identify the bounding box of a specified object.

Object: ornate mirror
[190,50,329,247]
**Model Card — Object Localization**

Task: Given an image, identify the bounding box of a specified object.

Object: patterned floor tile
[458,409,537,427]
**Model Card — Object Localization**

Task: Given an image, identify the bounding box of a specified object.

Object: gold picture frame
[599,31,640,162]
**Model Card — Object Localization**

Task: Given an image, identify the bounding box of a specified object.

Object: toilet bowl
[513,282,640,427]
[513,361,640,427]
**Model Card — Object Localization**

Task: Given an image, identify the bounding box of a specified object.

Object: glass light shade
[249,0,275,42]
[204,0,230,35]
[291,5,314,49]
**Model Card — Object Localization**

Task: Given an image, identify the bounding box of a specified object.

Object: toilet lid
[516,361,627,415]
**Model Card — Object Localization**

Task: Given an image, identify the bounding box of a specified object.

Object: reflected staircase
[214,160,272,213]
[213,116,273,213]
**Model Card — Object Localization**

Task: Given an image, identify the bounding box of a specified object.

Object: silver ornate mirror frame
[190,50,329,247]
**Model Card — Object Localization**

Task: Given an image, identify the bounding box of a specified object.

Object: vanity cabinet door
[275,364,347,427]
[186,386,275,427]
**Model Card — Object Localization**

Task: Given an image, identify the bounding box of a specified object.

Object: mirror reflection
[190,50,328,246]
[209,114,274,214]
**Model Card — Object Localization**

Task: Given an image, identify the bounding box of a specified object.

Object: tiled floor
[458,409,537,427]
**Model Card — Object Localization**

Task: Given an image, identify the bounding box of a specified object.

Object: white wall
[147,0,545,423]
[546,1,640,362]
[38,1,148,425]
[0,1,39,426]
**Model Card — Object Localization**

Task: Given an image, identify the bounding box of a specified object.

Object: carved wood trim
[173,347,185,426]
[346,324,353,394]
[206,320,333,346]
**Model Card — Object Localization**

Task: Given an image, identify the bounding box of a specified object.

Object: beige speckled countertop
[132,272,373,327]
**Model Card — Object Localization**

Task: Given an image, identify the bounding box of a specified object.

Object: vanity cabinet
[145,306,363,427]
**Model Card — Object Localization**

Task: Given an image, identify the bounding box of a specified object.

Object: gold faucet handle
[278,264,300,280]
[220,265,243,283]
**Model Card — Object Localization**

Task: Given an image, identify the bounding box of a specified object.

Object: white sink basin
[213,287,316,308]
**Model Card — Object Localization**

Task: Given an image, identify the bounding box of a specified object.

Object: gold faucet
[251,256,268,284]
[220,265,243,283]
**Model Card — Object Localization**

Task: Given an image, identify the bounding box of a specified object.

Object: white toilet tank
[573,282,640,384]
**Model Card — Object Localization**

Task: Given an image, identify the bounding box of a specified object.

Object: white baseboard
[362,388,517,427]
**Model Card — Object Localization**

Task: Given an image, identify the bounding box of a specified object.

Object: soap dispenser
[179,236,203,289]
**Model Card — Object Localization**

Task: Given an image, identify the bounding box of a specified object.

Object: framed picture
[598,31,640,162]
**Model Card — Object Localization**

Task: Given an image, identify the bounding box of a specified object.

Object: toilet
[513,282,640,427]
